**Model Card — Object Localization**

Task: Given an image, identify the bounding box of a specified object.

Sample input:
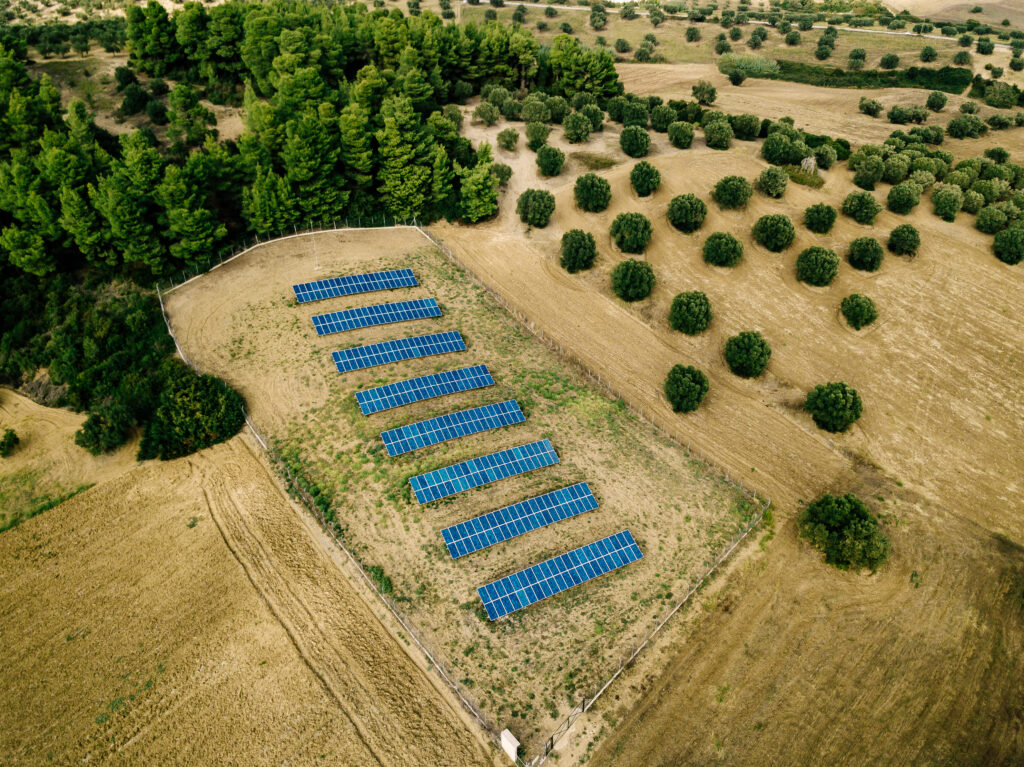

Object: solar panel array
[293,269,417,303]
[355,365,495,416]
[477,530,643,620]
[441,482,598,559]
[333,331,465,373]
[381,400,524,457]
[410,439,558,504]
[312,298,441,336]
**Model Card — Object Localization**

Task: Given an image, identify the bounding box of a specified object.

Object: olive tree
[611,212,653,253]
[887,181,921,214]
[574,173,612,211]
[841,294,878,330]
[724,331,771,377]
[887,224,920,255]
[669,291,712,334]
[994,226,1024,264]
[842,191,882,225]
[611,258,655,300]
[692,80,717,105]
[560,229,597,273]
[804,381,863,432]
[752,213,796,251]
[664,364,709,413]
[931,183,964,222]
[796,246,840,286]
[798,493,890,572]
[667,194,708,233]
[926,91,948,111]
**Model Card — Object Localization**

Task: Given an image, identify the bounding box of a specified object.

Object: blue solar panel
[293,269,418,303]
[333,331,465,373]
[355,365,495,416]
[311,298,441,336]
[409,439,559,505]
[441,482,598,559]
[380,400,524,457]
[477,530,643,620]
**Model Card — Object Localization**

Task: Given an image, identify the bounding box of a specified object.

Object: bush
[620,125,651,157]
[977,37,995,55]
[921,45,938,62]
[623,101,649,128]
[516,188,556,227]
[664,365,709,413]
[786,30,801,46]
[993,227,1024,264]
[702,232,744,267]
[669,291,713,334]
[926,91,948,112]
[0,428,18,457]
[804,381,863,433]
[630,161,661,197]
[561,229,598,273]
[650,104,676,132]
[887,181,921,214]
[931,183,964,221]
[575,173,612,212]
[137,360,246,461]
[804,203,837,233]
[976,205,1009,233]
[815,144,838,170]
[729,70,747,86]
[692,80,717,106]
[880,53,900,69]
[668,121,695,149]
[474,102,500,126]
[525,121,550,151]
[667,194,708,234]
[757,167,788,198]
[686,26,701,42]
[724,331,771,377]
[491,163,512,186]
[947,114,988,139]
[752,214,796,252]
[798,493,890,572]
[962,189,985,214]
[497,128,519,151]
[580,104,604,131]
[953,50,972,65]
[562,112,591,144]
[887,224,921,255]
[713,176,753,209]
[847,237,883,272]
[611,213,654,253]
[842,192,882,225]
[611,257,655,300]
[859,97,883,117]
[536,145,565,177]
[853,156,884,190]
[796,246,840,286]
[699,119,731,151]
[841,294,878,330]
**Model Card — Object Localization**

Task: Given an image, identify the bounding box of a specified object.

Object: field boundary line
[156,223,772,767]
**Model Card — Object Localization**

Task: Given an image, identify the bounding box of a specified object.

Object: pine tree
[375,96,432,220]
[457,159,499,223]
[428,145,456,222]
[167,84,217,155]
[281,105,348,224]
[157,164,227,268]
[242,166,298,236]
[339,102,375,217]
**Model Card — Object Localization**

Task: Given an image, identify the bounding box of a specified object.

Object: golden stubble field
[0,397,494,766]
[438,94,1024,763]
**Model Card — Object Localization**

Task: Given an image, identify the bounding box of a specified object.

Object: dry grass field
[0,416,494,766]
[437,88,1024,763]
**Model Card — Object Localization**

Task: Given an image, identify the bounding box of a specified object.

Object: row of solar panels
[295,268,643,619]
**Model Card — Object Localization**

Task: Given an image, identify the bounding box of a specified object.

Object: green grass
[569,151,618,170]
[0,468,94,533]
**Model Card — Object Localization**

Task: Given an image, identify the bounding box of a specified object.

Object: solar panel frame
[380,400,524,457]
[332,331,465,373]
[441,482,598,559]
[409,439,559,505]
[311,298,441,336]
[477,530,643,620]
[292,269,418,303]
[355,365,495,416]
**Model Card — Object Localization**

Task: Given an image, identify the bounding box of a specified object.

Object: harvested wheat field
[0,431,494,766]
[163,228,760,753]
[435,98,1024,763]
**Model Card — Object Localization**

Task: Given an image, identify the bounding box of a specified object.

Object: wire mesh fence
[156,224,772,767]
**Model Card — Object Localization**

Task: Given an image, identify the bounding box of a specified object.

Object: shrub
[547,96,569,124]
[692,80,717,106]
[853,156,884,190]
[668,121,695,149]
[962,189,985,214]
[623,101,649,128]
[724,331,771,377]
[931,184,964,222]
[859,97,883,117]
[786,30,801,45]
[713,176,753,209]
[880,53,900,69]
[752,214,796,252]
[926,91,948,112]
[536,145,565,176]
[630,161,661,197]
[976,205,1009,233]
[575,173,612,212]
[611,213,654,253]
[526,121,550,151]
[921,45,938,62]
[560,229,598,273]
[842,192,882,225]
[580,104,604,132]
[0,428,18,457]
[728,113,761,141]
[953,50,972,65]
[796,246,840,286]
[611,257,655,300]
[669,291,713,334]
[887,182,921,214]
[993,227,1024,264]
[703,120,733,150]
[848,237,883,271]
[729,70,747,86]
[798,493,890,572]
[984,146,1010,163]
[804,203,837,233]
[947,114,988,139]
[977,37,995,55]
[497,128,519,151]
[815,144,838,170]
[841,294,878,330]
[887,224,921,255]
[703,232,744,267]
[563,112,592,144]
[650,104,676,132]
[620,125,651,158]
[686,26,701,42]
[804,381,863,432]
[664,365,709,413]
[757,167,788,198]
[516,188,555,227]
[667,194,708,233]
[474,102,500,126]
[491,163,513,186]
